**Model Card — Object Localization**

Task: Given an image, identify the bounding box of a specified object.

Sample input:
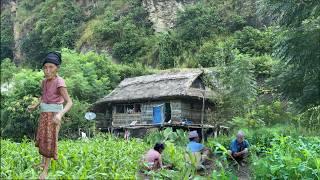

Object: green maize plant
[1,129,319,179]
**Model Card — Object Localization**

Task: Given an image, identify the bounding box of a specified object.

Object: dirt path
[236,165,251,180]
[204,155,251,179]
[228,161,251,180]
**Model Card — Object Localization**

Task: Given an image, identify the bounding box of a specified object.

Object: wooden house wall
[180,100,204,124]
[168,100,182,121]
[111,100,184,126]
[141,101,160,123]
[109,99,210,127]
[112,113,142,126]
[95,113,112,128]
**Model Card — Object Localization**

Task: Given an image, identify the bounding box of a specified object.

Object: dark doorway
[164,103,171,122]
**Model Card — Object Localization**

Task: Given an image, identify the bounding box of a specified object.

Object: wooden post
[93,121,96,136]
[201,90,205,144]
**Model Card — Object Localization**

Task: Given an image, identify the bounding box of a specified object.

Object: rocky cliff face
[4,0,196,61]
[10,1,23,62]
[142,0,195,32]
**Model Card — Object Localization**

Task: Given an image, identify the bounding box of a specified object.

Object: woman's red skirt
[35,112,60,160]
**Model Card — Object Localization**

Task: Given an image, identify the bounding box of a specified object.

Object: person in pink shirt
[28,52,72,180]
[144,143,165,170]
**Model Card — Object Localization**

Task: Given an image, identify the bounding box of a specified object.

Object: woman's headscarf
[42,52,62,67]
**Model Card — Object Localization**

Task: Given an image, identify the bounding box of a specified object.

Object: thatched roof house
[94,69,216,128]
[96,69,214,103]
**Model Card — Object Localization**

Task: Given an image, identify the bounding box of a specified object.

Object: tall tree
[260,0,320,111]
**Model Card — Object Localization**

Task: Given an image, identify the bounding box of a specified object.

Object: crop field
[1,135,148,179]
[1,128,319,179]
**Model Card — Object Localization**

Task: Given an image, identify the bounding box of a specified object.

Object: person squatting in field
[228,130,250,166]
[186,130,211,169]
[143,143,165,170]
[142,142,173,170]
[28,52,73,180]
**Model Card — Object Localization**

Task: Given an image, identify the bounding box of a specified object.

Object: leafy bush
[298,105,320,131]
[92,1,154,64]
[1,95,39,141]
[144,128,188,147]
[59,99,92,139]
[59,49,151,102]
[229,116,265,129]
[1,68,42,140]
[251,55,277,79]
[233,26,275,56]
[249,100,294,126]
[175,4,223,45]
[158,32,181,69]
[195,38,234,67]
[11,69,43,97]
[251,136,320,179]
[1,58,17,85]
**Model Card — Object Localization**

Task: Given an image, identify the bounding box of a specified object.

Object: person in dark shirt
[228,130,249,165]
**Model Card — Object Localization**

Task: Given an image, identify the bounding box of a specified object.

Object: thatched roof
[95,69,215,104]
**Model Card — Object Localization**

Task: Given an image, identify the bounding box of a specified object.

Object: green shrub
[298,105,320,132]
[144,128,188,147]
[1,58,17,85]
[251,136,320,179]
[175,4,223,44]
[195,38,234,67]
[59,99,92,139]
[249,100,294,126]
[233,26,275,56]
[1,95,39,140]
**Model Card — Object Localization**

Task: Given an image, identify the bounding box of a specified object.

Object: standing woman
[28,52,72,179]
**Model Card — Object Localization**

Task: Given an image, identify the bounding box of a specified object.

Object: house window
[134,104,141,113]
[116,105,125,113]
[115,104,141,114]
[126,104,134,114]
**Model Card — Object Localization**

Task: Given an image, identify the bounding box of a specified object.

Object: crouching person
[143,143,166,170]
[185,130,210,170]
[228,130,249,166]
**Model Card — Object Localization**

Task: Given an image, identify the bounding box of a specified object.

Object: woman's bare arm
[159,155,163,168]
[59,87,73,116]
[52,87,72,124]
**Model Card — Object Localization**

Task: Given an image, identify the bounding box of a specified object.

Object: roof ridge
[119,70,203,87]
[119,76,191,88]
